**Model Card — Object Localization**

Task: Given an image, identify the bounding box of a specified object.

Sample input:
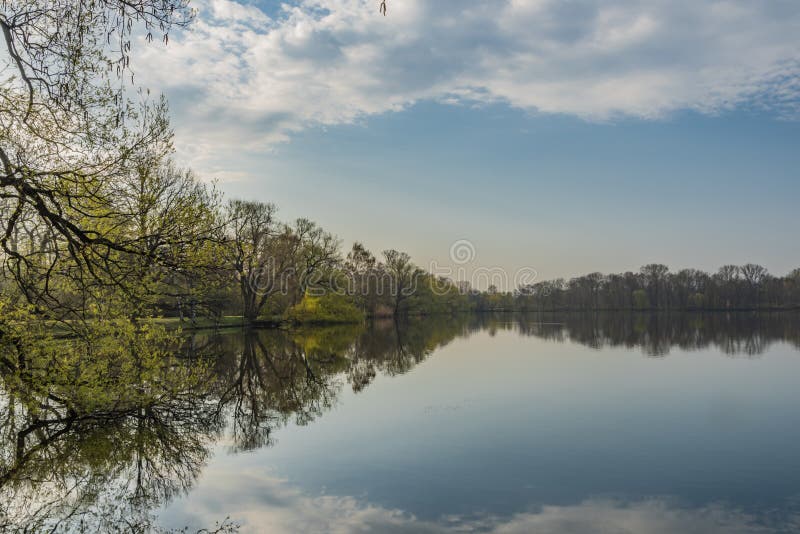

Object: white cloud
[208,0,272,27]
[133,0,800,170]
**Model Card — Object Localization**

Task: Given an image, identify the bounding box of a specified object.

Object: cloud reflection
[163,471,795,533]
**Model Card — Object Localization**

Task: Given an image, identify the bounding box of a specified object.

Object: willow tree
[0,1,194,312]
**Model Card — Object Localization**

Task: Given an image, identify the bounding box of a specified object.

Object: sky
[133,0,800,283]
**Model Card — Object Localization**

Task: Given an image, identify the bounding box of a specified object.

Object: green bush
[287,292,364,324]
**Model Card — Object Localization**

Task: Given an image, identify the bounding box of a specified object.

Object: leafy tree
[226,200,291,323]
[345,242,380,315]
[289,218,340,303]
[1,1,193,303]
[640,264,669,309]
[382,249,421,317]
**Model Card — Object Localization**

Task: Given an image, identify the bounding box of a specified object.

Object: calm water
[3,313,800,533]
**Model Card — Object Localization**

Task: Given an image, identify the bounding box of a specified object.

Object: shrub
[287,292,364,324]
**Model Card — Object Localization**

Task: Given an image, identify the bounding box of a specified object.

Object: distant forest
[2,149,799,324]
[2,149,798,323]
[491,264,800,313]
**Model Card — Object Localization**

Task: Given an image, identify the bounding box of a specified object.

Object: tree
[715,265,741,308]
[382,249,420,317]
[640,264,669,309]
[346,242,379,315]
[1,1,193,307]
[0,146,225,323]
[740,264,767,286]
[119,158,226,321]
[673,268,707,309]
[289,218,340,303]
[226,200,291,323]
[787,268,800,307]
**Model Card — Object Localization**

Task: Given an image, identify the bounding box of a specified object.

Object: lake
[3,312,800,533]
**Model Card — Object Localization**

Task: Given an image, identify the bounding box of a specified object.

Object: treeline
[0,153,472,325]
[3,153,800,326]
[511,264,800,312]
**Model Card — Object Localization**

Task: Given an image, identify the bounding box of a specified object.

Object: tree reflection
[0,323,228,533]
[506,311,800,357]
[209,317,474,450]
[211,327,352,452]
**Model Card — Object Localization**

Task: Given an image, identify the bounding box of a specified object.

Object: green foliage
[406,274,475,315]
[286,292,364,324]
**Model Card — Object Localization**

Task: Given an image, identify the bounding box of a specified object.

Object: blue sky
[135,0,800,280]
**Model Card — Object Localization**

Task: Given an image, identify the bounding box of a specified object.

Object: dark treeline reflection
[2,312,799,531]
[507,311,800,357]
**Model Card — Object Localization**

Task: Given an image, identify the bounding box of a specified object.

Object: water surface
[3,313,800,533]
